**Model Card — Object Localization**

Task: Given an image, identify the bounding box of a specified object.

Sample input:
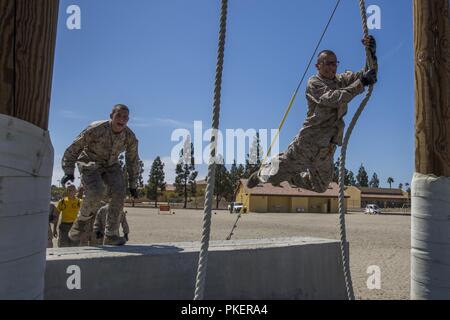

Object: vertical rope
[337,0,376,300]
[194,0,228,300]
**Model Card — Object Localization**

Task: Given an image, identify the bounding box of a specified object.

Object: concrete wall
[250,195,267,213]
[291,197,309,213]
[268,196,290,213]
[330,198,340,213]
[45,237,347,300]
[308,198,328,213]
[345,186,361,208]
[0,115,54,299]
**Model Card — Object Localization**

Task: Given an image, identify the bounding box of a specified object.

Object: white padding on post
[411,173,450,300]
[0,114,54,300]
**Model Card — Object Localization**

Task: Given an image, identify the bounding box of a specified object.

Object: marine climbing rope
[194,0,228,301]
[197,0,377,301]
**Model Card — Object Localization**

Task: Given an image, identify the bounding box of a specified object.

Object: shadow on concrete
[94,244,185,255]
[47,244,185,258]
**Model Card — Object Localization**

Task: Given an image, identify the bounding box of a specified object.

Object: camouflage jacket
[302,70,365,147]
[49,203,59,224]
[62,120,139,188]
[94,205,130,234]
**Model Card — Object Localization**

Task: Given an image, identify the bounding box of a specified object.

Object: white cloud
[60,109,88,120]
[130,117,194,129]
[154,118,193,129]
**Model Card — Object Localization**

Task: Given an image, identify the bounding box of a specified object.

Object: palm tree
[387,177,394,189]
[405,182,411,197]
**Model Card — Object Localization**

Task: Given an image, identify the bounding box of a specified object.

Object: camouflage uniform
[78,217,97,246]
[257,70,365,193]
[62,120,139,238]
[48,203,59,248]
[94,204,130,243]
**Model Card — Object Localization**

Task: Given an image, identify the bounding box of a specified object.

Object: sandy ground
[116,207,410,300]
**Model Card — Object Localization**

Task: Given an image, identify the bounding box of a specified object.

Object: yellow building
[345,186,409,208]
[235,179,348,214]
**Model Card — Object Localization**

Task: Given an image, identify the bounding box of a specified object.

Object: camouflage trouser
[79,216,101,246]
[48,224,53,248]
[259,136,336,193]
[58,223,78,247]
[77,164,125,237]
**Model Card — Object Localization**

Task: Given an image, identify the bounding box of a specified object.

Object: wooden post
[0,0,59,130]
[412,0,450,300]
[414,0,450,175]
[0,0,59,300]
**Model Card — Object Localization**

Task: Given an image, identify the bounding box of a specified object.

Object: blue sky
[50,0,414,188]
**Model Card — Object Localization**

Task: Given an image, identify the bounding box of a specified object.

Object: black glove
[129,188,138,198]
[61,174,75,186]
[362,35,376,55]
[361,69,377,86]
[95,231,104,239]
[124,233,129,241]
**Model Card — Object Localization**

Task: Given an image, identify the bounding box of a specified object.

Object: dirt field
[119,207,410,300]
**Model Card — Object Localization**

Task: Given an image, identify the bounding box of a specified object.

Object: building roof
[358,187,404,196]
[362,194,407,200]
[352,187,408,200]
[239,179,348,198]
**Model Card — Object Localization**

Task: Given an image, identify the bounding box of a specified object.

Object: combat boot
[68,219,87,242]
[103,235,127,246]
[246,172,261,188]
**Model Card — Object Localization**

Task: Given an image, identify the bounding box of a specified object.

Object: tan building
[345,186,409,209]
[235,179,348,213]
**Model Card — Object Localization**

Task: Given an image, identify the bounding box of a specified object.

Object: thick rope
[194,0,228,300]
[226,0,342,241]
[226,212,241,240]
[337,0,378,300]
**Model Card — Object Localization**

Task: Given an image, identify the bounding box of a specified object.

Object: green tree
[229,160,244,199]
[345,170,357,186]
[356,164,369,187]
[174,137,198,208]
[387,177,394,188]
[213,155,232,209]
[398,183,403,190]
[147,156,166,207]
[244,133,263,178]
[369,173,380,188]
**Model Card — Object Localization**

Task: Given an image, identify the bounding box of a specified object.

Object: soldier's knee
[109,188,126,200]
[85,191,104,203]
